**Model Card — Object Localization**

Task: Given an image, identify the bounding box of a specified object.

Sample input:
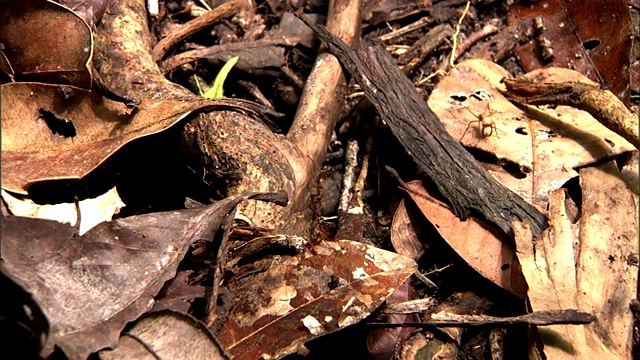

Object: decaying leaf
[401,180,527,299]
[428,59,636,209]
[514,161,638,359]
[99,311,228,360]
[0,82,254,194]
[216,240,417,359]
[0,191,284,359]
[0,0,92,87]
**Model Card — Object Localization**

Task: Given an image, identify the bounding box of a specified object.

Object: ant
[458,103,500,141]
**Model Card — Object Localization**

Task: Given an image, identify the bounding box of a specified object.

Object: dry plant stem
[439,24,499,72]
[160,37,307,73]
[151,0,242,62]
[372,309,595,327]
[339,140,359,213]
[399,24,454,75]
[353,134,373,207]
[286,0,362,212]
[503,78,640,149]
[280,66,306,89]
[304,20,549,238]
[378,16,431,42]
[448,0,471,69]
[237,80,274,110]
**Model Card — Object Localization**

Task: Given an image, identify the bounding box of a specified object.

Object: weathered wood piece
[301,17,548,238]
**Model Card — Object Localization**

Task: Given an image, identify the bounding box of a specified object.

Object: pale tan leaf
[428,59,635,209]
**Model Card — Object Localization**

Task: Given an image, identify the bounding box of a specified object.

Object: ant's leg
[459,120,480,141]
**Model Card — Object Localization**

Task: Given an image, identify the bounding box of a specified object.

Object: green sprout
[194,56,239,99]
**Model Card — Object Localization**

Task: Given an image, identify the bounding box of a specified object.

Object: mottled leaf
[217,240,417,359]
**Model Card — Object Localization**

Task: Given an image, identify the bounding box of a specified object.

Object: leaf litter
[1,0,638,358]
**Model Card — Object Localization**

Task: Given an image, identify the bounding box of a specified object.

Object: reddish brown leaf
[0,0,92,87]
[509,0,632,103]
[0,192,284,360]
[402,181,527,299]
[0,82,241,194]
[367,279,417,360]
[216,240,417,359]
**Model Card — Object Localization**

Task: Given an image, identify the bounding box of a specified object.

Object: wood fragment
[151,0,242,62]
[300,17,549,239]
[370,309,595,328]
[503,78,640,149]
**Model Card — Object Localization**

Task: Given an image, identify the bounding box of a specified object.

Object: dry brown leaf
[428,59,636,209]
[0,0,92,87]
[402,180,527,299]
[0,82,224,194]
[99,311,227,360]
[0,192,282,359]
[390,199,427,260]
[216,240,417,359]
[514,161,638,359]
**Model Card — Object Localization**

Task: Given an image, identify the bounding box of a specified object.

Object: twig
[378,16,431,42]
[301,18,549,238]
[449,1,471,69]
[339,140,359,213]
[503,78,640,150]
[441,23,498,72]
[237,80,274,110]
[286,0,362,210]
[370,309,595,328]
[152,0,242,62]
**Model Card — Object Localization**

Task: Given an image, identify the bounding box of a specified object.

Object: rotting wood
[300,17,549,239]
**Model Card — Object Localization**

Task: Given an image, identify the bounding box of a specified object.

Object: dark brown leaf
[0,191,285,359]
[509,0,632,103]
[0,0,92,87]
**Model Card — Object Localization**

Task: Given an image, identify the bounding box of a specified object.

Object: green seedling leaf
[196,56,239,99]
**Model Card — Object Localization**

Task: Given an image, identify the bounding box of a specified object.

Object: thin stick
[449,1,471,68]
[152,0,242,62]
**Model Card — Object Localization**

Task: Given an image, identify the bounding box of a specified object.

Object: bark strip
[301,17,548,238]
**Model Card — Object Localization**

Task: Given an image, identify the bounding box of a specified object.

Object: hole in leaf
[582,39,601,51]
[604,138,615,147]
[515,127,528,135]
[38,109,77,138]
[450,94,468,102]
[561,177,582,210]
